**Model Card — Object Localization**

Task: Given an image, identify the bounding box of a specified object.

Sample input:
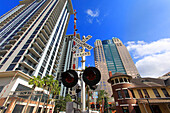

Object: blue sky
[1,0,170,77]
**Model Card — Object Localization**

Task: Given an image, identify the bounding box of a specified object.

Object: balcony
[20,61,35,71]
[54,63,58,68]
[47,20,54,29]
[9,39,17,44]
[24,24,29,27]
[29,48,41,58]
[58,47,62,52]
[41,29,49,40]
[44,25,51,35]
[13,35,20,39]
[21,27,27,31]
[57,52,61,56]
[56,56,60,60]
[52,73,57,77]
[52,68,56,73]
[49,18,55,26]
[4,44,13,49]
[46,22,53,31]
[0,56,3,60]
[32,42,43,52]
[27,21,32,24]
[36,38,45,48]
[0,50,8,55]
[55,60,59,64]
[17,31,24,35]
[38,33,47,44]
[25,54,38,64]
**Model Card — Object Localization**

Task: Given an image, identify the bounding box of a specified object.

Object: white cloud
[87,18,93,24]
[136,52,170,78]
[126,38,170,78]
[86,9,100,24]
[86,9,99,17]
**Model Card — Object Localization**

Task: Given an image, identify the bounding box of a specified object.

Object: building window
[120,78,123,83]
[2,58,8,64]
[123,89,130,98]
[6,64,16,71]
[40,66,44,73]
[115,79,119,83]
[117,90,123,99]
[130,89,136,98]
[153,88,161,98]
[111,80,114,85]
[23,67,29,73]
[18,50,25,55]
[0,86,4,93]
[161,88,169,97]
[124,78,127,82]
[137,89,144,98]
[143,89,150,98]
[122,106,129,113]
[12,56,21,63]
[22,44,29,49]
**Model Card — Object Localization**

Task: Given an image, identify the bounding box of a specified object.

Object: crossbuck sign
[72,35,93,52]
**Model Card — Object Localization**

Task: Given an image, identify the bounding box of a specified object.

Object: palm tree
[55,94,72,112]
[45,75,55,112]
[39,75,61,113]
[23,76,42,113]
[51,80,60,112]
[51,80,60,99]
[97,90,108,104]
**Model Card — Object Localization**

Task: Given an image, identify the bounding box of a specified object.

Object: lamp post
[145,96,154,113]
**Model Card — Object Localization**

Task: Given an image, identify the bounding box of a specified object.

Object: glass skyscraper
[102,39,126,74]
[94,38,140,90]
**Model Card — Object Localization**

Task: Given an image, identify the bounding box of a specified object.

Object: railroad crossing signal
[72,35,93,52]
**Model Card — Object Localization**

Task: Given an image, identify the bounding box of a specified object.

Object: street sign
[72,35,93,52]
[73,51,91,57]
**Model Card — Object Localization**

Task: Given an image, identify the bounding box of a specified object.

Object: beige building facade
[94,40,112,96]
[112,38,140,78]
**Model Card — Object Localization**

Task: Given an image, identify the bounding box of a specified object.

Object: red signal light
[83,67,101,86]
[96,104,100,109]
[91,104,95,109]
[61,70,78,88]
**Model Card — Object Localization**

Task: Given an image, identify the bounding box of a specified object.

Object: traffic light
[91,104,95,109]
[83,67,101,86]
[61,70,78,88]
[96,104,100,109]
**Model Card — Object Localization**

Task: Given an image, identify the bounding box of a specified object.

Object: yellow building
[130,78,170,113]
[108,72,170,113]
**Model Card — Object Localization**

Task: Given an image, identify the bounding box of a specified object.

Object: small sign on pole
[73,51,91,57]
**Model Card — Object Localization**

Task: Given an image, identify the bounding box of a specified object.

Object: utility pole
[81,46,86,111]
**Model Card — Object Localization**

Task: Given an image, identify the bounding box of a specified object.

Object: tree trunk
[35,93,43,113]
[88,89,90,111]
[45,88,51,113]
[23,86,35,113]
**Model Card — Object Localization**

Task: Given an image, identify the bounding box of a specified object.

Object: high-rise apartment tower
[0,0,73,112]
